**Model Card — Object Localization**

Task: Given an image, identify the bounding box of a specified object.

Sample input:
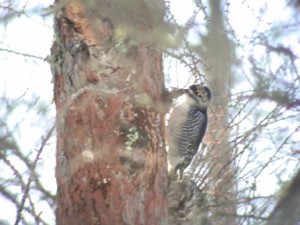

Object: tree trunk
[202,0,237,224]
[267,169,300,225]
[51,1,167,224]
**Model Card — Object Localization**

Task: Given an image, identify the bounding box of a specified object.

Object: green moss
[125,126,139,151]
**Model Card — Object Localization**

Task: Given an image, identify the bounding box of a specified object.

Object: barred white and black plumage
[167,85,211,180]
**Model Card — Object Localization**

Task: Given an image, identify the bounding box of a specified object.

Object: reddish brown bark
[52,2,167,225]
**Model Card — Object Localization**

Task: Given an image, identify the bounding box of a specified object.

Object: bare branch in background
[14,125,55,225]
[0,48,45,60]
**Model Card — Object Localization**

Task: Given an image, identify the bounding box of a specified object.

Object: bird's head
[189,85,211,105]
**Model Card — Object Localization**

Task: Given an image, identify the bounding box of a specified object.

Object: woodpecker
[166,84,211,180]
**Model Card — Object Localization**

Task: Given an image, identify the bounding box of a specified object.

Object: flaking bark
[51,1,167,225]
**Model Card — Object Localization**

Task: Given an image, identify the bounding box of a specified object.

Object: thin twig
[14,124,55,225]
[0,47,44,60]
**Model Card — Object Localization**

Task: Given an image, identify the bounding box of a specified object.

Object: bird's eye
[196,88,202,97]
